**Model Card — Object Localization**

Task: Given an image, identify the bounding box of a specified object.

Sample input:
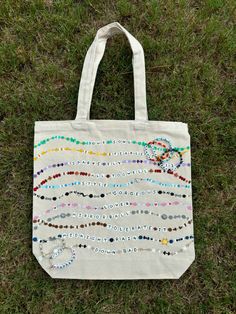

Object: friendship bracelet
[38,238,66,261]
[33,210,190,223]
[40,245,76,270]
[37,240,194,268]
[32,219,193,236]
[80,240,194,256]
[33,159,191,179]
[34,135,190,152]
[49,247,76,269]
[34,146,188,162]
[36,178,191,191]
[144,138,173,162]
[35,232,194,245]
[33,188,191,201]
[38,238,86,269]
[144,138,187,171]
[35,201,192,218]
[34,168,191,185]
[36,239,194,270]
[33,147,148,161]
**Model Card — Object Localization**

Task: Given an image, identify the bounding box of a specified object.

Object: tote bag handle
[76,22,148,121]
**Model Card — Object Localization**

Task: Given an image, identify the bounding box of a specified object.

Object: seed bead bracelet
[34,135,190,152]
[33,159,191,179]
[39,200,192,216]
[32,219,192,234]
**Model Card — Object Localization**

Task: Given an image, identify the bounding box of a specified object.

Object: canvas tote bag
[32,22,195,279]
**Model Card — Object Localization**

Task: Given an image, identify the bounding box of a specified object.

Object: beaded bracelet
[36,231,194,245]
[33,188,190,201]
[32,219,192,237]
[34,210,190,223]
[49,247,76,269]
[38,238,66,261]
[34,147,190,162]
[82,240,194,256]
[37,240,194,271]
[36,178,191,191]
[144,137,173,163]
[34,135,190,152]
[37,201,192,217]
[34,147,148,161]
[38,238,78,270]
[37,240,194,266]
[33,159,191,179]
[33,168,191,188]
[144,138,185,171]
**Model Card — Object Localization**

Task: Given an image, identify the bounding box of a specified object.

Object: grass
[0,0,235,313]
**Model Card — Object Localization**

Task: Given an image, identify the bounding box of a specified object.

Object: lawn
[0,0,235,313]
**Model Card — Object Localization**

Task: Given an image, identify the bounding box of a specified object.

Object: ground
[0,1,235,313]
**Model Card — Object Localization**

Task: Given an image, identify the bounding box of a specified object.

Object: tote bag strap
[76,22,148,121]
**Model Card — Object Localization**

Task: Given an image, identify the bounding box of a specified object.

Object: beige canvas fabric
[32,22,195,279]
